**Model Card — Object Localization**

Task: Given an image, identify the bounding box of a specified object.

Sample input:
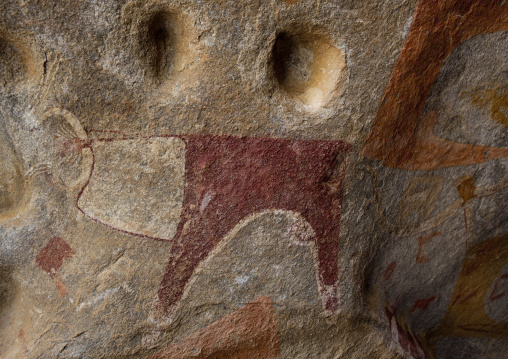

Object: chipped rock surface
[0,0,507,358]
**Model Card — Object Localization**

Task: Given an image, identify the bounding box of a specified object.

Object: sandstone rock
[0,0,507,358]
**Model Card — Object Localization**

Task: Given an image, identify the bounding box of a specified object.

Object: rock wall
[0,0,507,358]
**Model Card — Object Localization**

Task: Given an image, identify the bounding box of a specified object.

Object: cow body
[77,133,351,316]
[157,135,351,315]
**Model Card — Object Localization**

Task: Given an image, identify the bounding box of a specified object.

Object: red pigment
[384,261,397,281]
[490,273,508,301]
[363,0,508,170]
[35,237,75,278]
[156,135,351,315]
[411,295,437,312]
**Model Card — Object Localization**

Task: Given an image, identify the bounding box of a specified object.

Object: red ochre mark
[35,237,75,278]
[18,329,28,354]
[416,232,441,264]
[397,325,419,359]
[282,0,297,3]
[54,134,85,158]
[363,0,508,170]
[152,135,351,316]
[147,296,280,359]
[384,261,397,280]
[489,272,508,301]
[411,295,437,312]
[18,329,25,343]
[54,277,69,297]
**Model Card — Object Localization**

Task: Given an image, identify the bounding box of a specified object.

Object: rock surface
[0,0,507,358]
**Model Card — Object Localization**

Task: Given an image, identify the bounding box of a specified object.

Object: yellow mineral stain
[456,175,476,204]
[465,86,508,127]
[432,234,508,340]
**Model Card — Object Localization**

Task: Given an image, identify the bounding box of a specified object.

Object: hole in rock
[148,12,175,79]
[272,31,346,109]
[140,11,193,83]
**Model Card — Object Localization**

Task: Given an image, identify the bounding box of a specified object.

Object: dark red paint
[384,261,397,281]
[489,273,508,301]
[385,307,428,359]
[411,295,437,312]
[35,237,75,278]
[157,135,350,315]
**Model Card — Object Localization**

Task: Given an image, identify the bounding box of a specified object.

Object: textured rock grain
[0,0,507,358]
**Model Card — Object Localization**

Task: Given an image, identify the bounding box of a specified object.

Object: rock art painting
[363,0,508,170]
[2,0,508,357]
[433,234,508,339]
[385,307,429,359]
[35,237,75,297]
[152,135,350,316]
[148,296,280,359]
[51,115,351,317]
[39,108,93,194]
[78,135,185,240]
[362,1,508,358]
[369,164,508,357]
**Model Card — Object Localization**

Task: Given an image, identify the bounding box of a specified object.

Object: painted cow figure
[70,128,351,317]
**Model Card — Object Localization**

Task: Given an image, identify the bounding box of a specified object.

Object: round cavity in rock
[272,31,346,109]
[140,11,193,83]
[147,12,175,79]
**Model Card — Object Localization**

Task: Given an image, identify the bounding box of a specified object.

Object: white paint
[235,275,250,285]
[200,191,214,214]
[77,286,121,311]
[23,108,38,130]
[401,14,413,40]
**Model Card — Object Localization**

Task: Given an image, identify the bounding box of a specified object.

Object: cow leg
[315,222,342,313]
[156,231,216,318]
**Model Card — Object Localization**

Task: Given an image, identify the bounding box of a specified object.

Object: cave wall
[0,0,507,358]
